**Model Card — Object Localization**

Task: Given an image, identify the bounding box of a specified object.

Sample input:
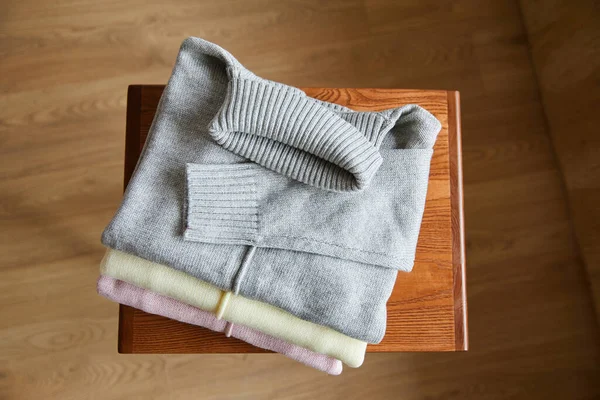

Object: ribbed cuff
[184,164,260,244]
[208,77,383,192]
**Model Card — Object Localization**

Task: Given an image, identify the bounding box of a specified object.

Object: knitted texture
[209,77,383,192]
[184,145,433,269]
[97,276,343,375]
[100,249,367,367]
[101,37,441,343]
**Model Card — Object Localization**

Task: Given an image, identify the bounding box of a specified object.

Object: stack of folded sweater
[98,37,441,375]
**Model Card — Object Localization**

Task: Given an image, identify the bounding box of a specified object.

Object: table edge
[118,85,143,354]
[448,91,468,351]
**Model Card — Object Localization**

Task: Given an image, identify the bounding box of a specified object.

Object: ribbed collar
[185,37,404,192]
[210,77,391,192]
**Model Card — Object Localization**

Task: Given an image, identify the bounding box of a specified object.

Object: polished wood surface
[2,0,600,398]
[519,0,600,319]
[118,85,466,353]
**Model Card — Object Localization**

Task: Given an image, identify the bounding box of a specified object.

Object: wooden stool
[118,85,467,353]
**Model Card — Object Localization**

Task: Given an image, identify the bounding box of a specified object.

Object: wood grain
[447,91,468,350]
[2,0,600,398]
[118,85,464,353]
[519,0,600,320]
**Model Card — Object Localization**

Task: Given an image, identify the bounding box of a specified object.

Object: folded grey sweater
[102,37,441,343]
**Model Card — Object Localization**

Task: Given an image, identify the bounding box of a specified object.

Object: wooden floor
[519,0,600,320]
[1,1,599,399]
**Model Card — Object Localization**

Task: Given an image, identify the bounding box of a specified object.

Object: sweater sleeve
[183,105,441,271]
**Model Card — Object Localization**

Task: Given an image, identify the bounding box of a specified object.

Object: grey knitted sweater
[102,37,441,343]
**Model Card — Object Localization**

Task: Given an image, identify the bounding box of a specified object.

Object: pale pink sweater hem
[97,276,342,375]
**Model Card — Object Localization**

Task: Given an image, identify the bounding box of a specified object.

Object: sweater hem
[100,248,367,367]
[259,236,416,271]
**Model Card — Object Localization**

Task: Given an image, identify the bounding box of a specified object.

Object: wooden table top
[118,85,467,353]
